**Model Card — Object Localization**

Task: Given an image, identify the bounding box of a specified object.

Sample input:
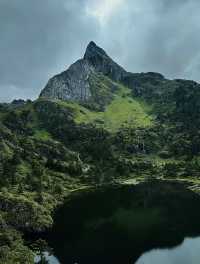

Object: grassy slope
[53,85,153,132]
[2,75,200,263]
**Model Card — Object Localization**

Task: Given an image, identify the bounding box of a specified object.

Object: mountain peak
[83,41,126,82]
[84,41,108,60]
[40,41,126,103]
[87,41,97,48]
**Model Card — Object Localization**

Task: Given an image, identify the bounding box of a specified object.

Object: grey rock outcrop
[40,59,94,101]
[40,41,165,102]
[84,41,127,82]
[40,41,127,102]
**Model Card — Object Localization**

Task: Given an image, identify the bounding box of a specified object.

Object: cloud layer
[0,0,200,102]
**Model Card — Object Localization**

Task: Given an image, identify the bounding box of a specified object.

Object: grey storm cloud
[0,0,200,102]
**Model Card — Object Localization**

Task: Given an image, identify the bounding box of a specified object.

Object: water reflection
[136,237,200,264]
[44,182,200,263]
[34,251,60,264]
[36,237,200,264]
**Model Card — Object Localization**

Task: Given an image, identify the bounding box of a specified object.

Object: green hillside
[50,83,153,131]
[1,70,200,262]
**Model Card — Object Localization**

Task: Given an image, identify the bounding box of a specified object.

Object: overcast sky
[1,0,200,102]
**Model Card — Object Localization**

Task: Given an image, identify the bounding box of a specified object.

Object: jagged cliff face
[40,41,127,102]
[40,41,168,103]
[40,59,93,101]
[83,41,126,82]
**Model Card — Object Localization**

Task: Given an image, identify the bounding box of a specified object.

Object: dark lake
[36,181,200,264]
[35,236,200,264]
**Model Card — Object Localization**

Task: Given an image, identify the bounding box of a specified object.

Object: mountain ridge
[40,41,166,104]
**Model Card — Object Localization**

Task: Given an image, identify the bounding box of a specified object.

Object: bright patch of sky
[85,0,125,25]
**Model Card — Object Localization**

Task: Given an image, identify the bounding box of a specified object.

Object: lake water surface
[36,236,200,264]
[136,236,200,264]
[37,182,200,264]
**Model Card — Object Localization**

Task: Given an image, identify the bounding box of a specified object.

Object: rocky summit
[40,41,126,102]
[40,41,167,103]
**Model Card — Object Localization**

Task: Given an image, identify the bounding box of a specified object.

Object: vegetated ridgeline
[1,41,200,262]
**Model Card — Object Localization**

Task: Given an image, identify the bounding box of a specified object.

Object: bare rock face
[40,41,127,102]
[40,41,165,103]
[84,41,126,82]
[40,59,94,101]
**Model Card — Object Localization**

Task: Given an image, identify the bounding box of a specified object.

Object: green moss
[0,192,53,231]
[0,228,34,264]
[0,141,13,159]
[33,130,52,141]
[16,161,32,179]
